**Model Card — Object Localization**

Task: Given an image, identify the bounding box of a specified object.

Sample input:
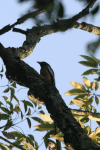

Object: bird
[37,61,55,86]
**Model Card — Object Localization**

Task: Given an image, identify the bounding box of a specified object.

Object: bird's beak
[37,61,40,64]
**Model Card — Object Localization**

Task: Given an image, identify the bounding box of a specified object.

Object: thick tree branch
[0,43,100,150]
[0,0,98,60]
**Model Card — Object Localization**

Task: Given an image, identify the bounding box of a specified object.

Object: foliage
[65,54,100,146]
[1,54,100,149]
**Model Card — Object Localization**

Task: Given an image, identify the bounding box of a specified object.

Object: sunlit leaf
[65,89,86,95]
[91,82,95,90]
[89,116,100,121]
[39,114,53,123]
[50,133,64,141]
[0,144,7,150]
[83,77,91,88]
[70,81,86,90]
[44,138,56,149]
[95,82,99,91]
[2,96,9,102]
[71,99,87,110]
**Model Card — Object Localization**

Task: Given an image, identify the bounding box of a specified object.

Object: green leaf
[31,117,44,124]
[26,118,31,128]
[74,94,87,100]
[80,117,89,124]
[95,82,99,91]
[88,96,94,104]
[11,82,16,88]
[21,111,23,121]
[79,61,96,67]
[82,69,97,75]
[38,104,42,109]
[26,137,34,146]
[13,95,19,104]
[34,141,38,149]
[65,89,86,95]
[44,130,55,139]
[0,107,11,115]
[10,132,23,138]
[44,138,55,149]
[90,54,100,63]
[95,96,99,105]
[0,114,10,120]
[70,81,86,90]
[10,88,15,101]
[4,119,13,130]
[2,131,15,139]
[22,100,33,112]
[14,105,21,113]
[83,77,91,88]
[34,123,54,131]
[2,96,9,102]
[39,110,45,114]
[80,55,97,66]
[28,134,34,141]
[6,101,13,110]
[3,87,9,93]
[27,108,31,115]
[91,82,95,90]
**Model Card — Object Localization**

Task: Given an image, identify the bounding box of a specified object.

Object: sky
[0,0,100,149]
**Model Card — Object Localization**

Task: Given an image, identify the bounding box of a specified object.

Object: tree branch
[74,22,100,35]
[0,136,26,150]
[0,43,100,150]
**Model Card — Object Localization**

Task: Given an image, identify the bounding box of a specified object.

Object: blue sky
[0,0,100,149]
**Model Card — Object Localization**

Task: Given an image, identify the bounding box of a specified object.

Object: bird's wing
[47,65,55,86]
